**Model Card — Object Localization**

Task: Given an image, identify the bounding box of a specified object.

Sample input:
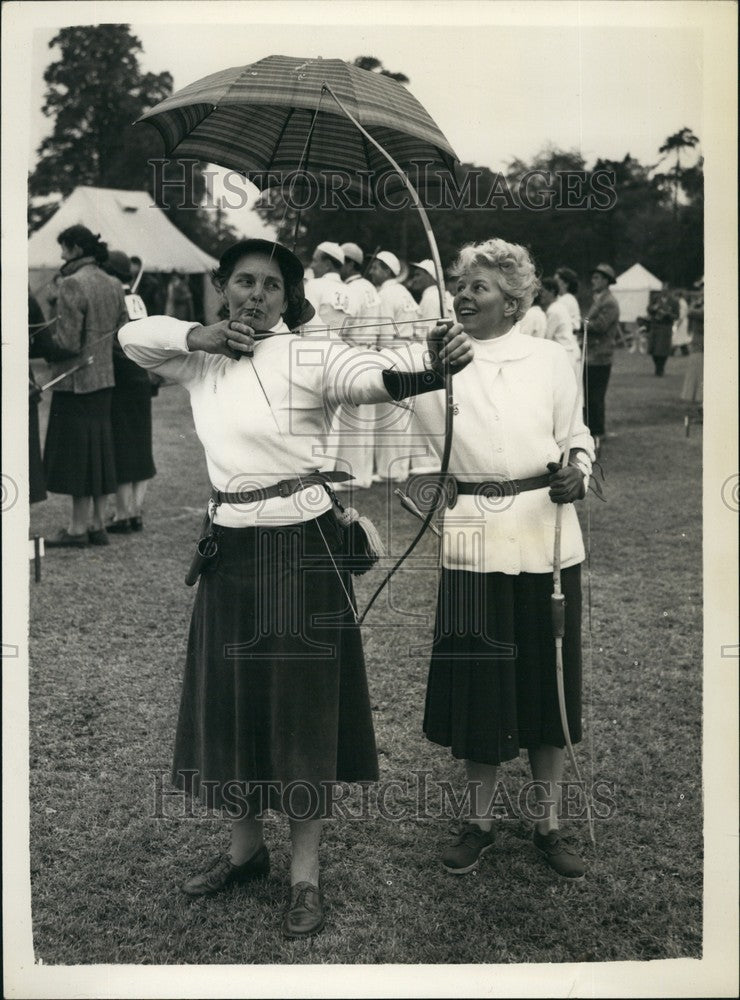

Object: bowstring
[583,322,596,852]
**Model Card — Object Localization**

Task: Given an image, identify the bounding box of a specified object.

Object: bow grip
[551,592,566,638]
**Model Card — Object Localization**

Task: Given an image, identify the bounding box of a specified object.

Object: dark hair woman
[102,251,157,533]
[43,227,128,547]
[118,238,472,937]
[410,238,595,882]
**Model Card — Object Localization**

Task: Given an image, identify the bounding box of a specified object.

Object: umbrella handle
[321,84,449,319]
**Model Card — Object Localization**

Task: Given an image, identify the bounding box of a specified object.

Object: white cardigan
[410,325,595,574]
[118,316,406,527]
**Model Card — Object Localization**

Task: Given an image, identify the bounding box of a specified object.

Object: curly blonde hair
[450,238,539,322]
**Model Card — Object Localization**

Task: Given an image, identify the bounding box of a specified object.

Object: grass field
[28,348,703,965]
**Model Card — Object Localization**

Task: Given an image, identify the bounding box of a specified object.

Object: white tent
[612,263,663,323]
[28,186,220,320]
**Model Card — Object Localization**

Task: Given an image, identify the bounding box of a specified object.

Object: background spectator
[104,251,157,533]
[41,225,127,547]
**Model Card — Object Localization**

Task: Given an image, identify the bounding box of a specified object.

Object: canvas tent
[28,186,220,321]
[612,263,663,323]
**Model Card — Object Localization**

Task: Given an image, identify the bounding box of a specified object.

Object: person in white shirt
[324,242,383,488]
[415,238,594,883]
[302,241,352,335]
[539,277,581,374]
[368,250,421,480]
[555,267,582,337]
[671,293,691,355]
[339,242,382,348]
[369,250,420,345]
[406,259,456,336]
[117,237,472,938]
[519,300,547,338]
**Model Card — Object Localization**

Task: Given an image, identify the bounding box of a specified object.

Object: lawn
[28,347,703,965]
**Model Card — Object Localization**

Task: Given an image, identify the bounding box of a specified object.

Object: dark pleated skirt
[647,323,673,357]
[172,511,379,819]
[424,565,582,766]
[29,399,47,504]
[110,384,156,483]
[43,389,117,498]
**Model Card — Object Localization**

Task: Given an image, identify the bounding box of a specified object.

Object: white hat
[340,242,364,266]
[376,250,401,277]
[410,259,436,279]
[316,241,345,265]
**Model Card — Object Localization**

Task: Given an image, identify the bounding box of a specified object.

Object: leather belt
[452,473,551,502]
[405,472,553,513]
[210,470,354,507]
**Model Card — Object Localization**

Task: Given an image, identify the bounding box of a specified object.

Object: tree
[29,26,236,254]
[656,127,700,216]
[30,26,173,199]
[352,55,409,84]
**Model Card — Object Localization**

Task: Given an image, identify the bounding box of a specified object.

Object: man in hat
[406,259,455,338]
[340,243,382,349]
[303,242,353,335]
[584,263,620,453]
[368,251,420,346]
[368,250,421,481]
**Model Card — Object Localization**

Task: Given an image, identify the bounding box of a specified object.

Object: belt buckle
[276,479,293,498]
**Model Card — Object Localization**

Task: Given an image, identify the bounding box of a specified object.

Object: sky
[27,3,705,237]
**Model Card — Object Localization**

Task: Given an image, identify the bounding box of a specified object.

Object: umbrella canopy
[138,55,458,193]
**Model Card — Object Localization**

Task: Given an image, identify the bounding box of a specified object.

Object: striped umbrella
[137,55,458,193]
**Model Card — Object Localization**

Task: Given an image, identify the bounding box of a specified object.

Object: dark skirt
[110,384,156,483]
[424,565,582,766]
[172,511,379,819]
[29,399,47,504]
[43,389,117,498]
[647,323,673,357]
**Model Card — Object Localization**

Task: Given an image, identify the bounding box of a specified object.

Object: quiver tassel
[332,504,385,574]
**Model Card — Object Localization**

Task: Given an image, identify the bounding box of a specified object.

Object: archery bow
[552,321,596,846]
[319,84,455,626]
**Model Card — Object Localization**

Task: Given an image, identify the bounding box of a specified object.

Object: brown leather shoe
[105,517,131,534]
[181,846,270,897]
[533,829,585,881]
[282,881,325,938]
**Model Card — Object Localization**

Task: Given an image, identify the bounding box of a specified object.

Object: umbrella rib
[287,96,325,251]
[359,127,375,181]
[267,105,296,173]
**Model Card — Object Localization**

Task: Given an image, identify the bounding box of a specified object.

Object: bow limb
[319,85,455,624]
[358,364,452,625]
[553,322,595,846]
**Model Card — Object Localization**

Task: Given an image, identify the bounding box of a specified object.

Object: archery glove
[546,462,586,503]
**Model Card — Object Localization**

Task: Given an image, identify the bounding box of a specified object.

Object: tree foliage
[352,55,409,84]
[29,25,235,254]
[257,135,702,289]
